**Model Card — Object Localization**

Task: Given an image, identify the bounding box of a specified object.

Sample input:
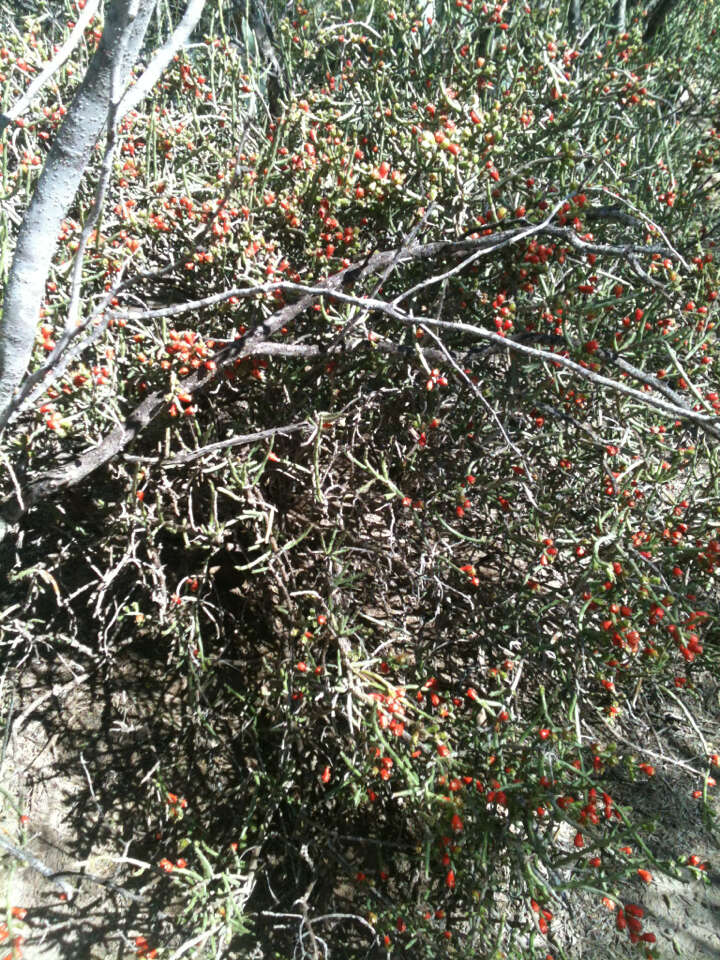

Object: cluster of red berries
[615,902,656,946]
[164,328,216,376]
[135,934,157,958]
[166,792,187,819]
[158,856,187,873]
[530,897,554,935]
[425,367,448,391]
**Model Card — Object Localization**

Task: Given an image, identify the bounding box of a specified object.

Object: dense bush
[1,1,719,958]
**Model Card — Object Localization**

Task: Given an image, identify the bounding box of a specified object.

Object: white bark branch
[0,0,158,427]
[0,0,101,135]
[116,0,209,118]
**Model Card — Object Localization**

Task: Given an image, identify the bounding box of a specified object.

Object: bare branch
[116,0,209,119]
[0,0,101,135]
[0,0,157,426]
[0,835,76,901]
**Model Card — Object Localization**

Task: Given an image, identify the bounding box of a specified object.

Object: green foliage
[1,1,719,958]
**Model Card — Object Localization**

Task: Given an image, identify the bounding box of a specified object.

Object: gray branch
[568,0,582,38]
[116,0,209,118]
[612,0,627,33]
[644,0,682,42]
[0,834,76,901]
[0,0,101,135]
[0,0,157,427]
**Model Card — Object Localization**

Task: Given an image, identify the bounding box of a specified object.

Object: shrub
[0,1,718,957]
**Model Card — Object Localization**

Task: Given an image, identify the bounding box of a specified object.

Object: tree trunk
[229,0,288,119]
[0,0,157,426]
[644,0,681,41]
[612,0,627,32]
[568,0,582,38]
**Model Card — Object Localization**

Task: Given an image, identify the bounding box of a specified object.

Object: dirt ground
[1,655,186,960]
[1,659,719,959]
[571,672,720,960]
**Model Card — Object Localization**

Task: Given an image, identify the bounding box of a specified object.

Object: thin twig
[12,672,90,733]
[125,421,311,467]
[0,0,101,134]
[0,835,75,900]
